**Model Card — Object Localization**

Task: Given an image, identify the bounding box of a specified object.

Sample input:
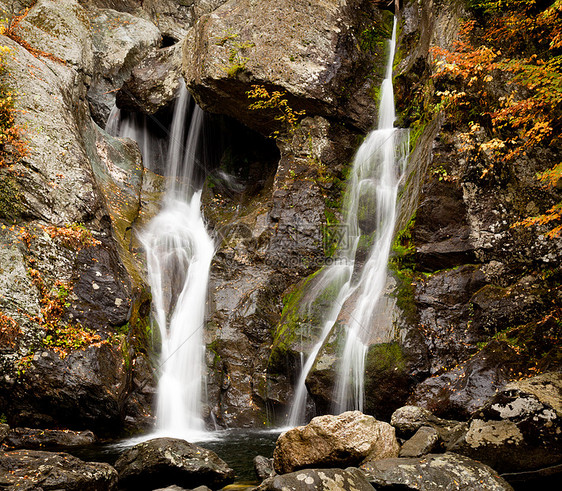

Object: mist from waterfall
[288,17,409,425]
[106,82,214,440]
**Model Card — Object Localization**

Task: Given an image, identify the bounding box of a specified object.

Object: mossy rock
[0,171,24,221]
[268,266,347,373]
[364,341,414,420]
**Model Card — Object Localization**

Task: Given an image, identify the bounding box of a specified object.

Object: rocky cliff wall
[0,0,559,435]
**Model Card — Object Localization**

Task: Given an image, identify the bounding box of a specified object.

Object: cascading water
[107,83,214,439]
[288,17,409,425]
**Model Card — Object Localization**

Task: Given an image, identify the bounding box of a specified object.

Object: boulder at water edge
[0,449,118,490]
[114,437,235,490]
[256,467,374,491]
[273,411,400,474]
[254,455,275,480]
[1,427,95,450]
[361,452,513,491]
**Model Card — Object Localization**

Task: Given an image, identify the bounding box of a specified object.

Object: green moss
[207,339,223,367]
[390,212,416,271]
[0,171,23,221]
[387,213,418,325]
[366,342,407,374]
[269,267,343,368]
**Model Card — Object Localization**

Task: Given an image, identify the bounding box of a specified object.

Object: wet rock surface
[1,427,95,450]
[273,411,400,474]
[448,372,562,474]
[204,116,360,426]
[257,467,375,491]
[183,0,384,134]
[361,452,514,491]
[2,345,127,432]
[407,340,529,420]
[114,437,235,490]
[0,449,118,490]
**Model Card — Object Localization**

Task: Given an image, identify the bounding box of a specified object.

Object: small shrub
[246,84,306,139]
[0,310,21,347]
[44,223,101,250]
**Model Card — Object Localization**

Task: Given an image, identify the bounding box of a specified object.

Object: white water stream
[107,83,214,440]
[288,17,409,425]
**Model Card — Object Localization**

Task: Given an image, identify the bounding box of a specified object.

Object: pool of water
[69,428,282,486]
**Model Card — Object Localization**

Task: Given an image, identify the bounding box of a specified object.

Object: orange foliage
[0,310,21,347]
[431,0,562,237]
[246,85,306,139]
[0,47,27,168]
[1,5,66,65]
[44,223,101,250]
[28,270,104,358]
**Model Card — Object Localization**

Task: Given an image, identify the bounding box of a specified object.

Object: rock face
[0,0,156,433]
[273,411,400,474]
[257,467,375,491]
[361,452,514,491]
[3,346,127,431]
[183,0,385,134]
[407,340,528,420]
[116,44,183,114]
[448,372,562,474]
[114,437,235,490]
[203,116,360,426]
[88,6,162,123]
[0,449,118,490]
[1,427,95,450]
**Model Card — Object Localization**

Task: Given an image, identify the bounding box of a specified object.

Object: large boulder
[15,0,95,75]
[361,452,513,491]
[88,7,161,123]
[116,44,183,114]
[256,467,375,491]
[0,37,98,225]
[114,437,235,490]
[183,0,385,134]
[0,449,118,490]
[1,427,95,450]
[448,372,562,475]
[273,411,400,474]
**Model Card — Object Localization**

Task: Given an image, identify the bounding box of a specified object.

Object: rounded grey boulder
[114,437,234,490]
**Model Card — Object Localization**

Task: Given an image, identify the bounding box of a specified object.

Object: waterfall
[107,82,215,439]
[288,16,409,425]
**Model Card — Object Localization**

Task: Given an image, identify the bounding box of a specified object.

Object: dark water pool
[69,428,281,486]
